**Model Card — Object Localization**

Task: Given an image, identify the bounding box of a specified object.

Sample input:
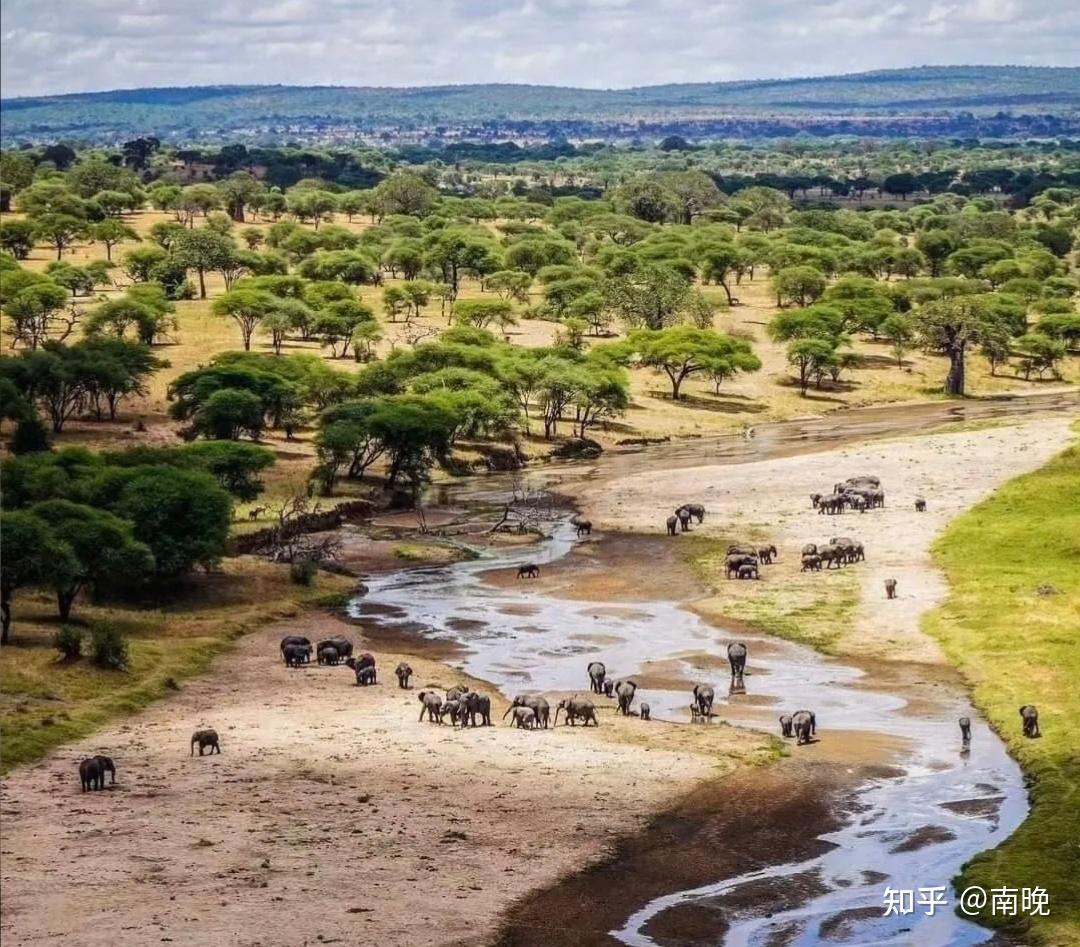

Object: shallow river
[349,394,1076,947]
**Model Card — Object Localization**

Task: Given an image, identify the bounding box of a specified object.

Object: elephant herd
[418,685,493,727]
[800,537,866,572]
[725,543,778,580]
[665,503,706,535]
[778,710,817,745]
[811,475,886,515]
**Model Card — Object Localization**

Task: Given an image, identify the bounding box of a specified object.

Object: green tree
[0,219,36,259]
[912,296,994,396]
[172,228,235,298]
[212,287,278,350]
[33,214,86,261]
[0,510,78,643]
[628,326,759,400]
[880,314,915,368]
[372,171,438,218]
[453,299,517,331]
[190,388,265,440]
[772,266,827,308]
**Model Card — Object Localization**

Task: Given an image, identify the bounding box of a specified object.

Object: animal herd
[665,503,706,535]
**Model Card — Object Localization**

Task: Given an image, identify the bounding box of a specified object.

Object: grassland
[923,433,1080,946]
[0,558,352,772]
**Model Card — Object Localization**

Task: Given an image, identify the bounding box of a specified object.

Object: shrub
[290,558,318,586]
[10,418,51,455]
[52,626,83,660]
[90,624,130,669]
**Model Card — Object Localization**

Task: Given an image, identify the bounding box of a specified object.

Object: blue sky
[1,0,1077,97]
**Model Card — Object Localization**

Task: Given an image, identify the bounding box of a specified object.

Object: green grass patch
[392,542,477,565]
[0,558,352,772]
[923,438,1080,946]
[685,536,858,653]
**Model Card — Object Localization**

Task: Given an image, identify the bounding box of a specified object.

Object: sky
[1,0,1077,98]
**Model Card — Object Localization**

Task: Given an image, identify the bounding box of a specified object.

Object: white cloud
[0,0,1076,97]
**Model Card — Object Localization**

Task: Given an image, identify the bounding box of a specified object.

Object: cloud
[0,0,1075,97]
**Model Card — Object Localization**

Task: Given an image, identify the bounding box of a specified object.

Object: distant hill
[3,66,1080,145]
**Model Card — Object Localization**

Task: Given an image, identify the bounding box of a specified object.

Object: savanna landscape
[1,56,1079,947]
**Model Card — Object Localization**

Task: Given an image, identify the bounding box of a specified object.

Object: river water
[348,393,1076,947]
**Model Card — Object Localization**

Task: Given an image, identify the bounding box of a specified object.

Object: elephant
[868,488,886,509]
[801,554,822,572]
[779,714,794,738]
[191,729,220,756]
[818,545,844,569]
[959,716,972,746]
[758,545,777,565]
[726,553,757,579]
[554,697,598,727]
[79,755,116,791]
[727,642,747,680]
[915,498,927,513]
[355,665,376,686]
[676,506,692,531]
[884,578,898,600]
[574,519,593,537]
[283,643,309,668]
[666,515,679,536]
[348,652,376,677]
[692,684,714,718]
[517,563,540,579]
[318,636,352,659]
[810,493,822,509]
[503,695,550,729]
[317,645,340,666]
[817,495,845,515]
[446,684,471,703]
[1019,705,1040,738]
[441,699,463,726]
[395,662,413,689]
[792,710,815,745]
[801,543,818,556]
[459,692,492,727]
[727,544,758,557]
[602,679,615,698]
[685,503,706,524]
[851,542,866,562]
[736,563,758,580]
[587,661,607,694]
[509,706,536,729]
[418,691,443,723]
[614,679,637,715]
[279,636,312,664]
[639,703,651,721]
[848,495,867,513]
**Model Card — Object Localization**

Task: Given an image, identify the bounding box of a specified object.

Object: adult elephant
[676,507,692,531]
[554,697,598,727]
[725,553,757,579]
[279,636,311,664]
[418,691,443,723]
[792,710,815,745]
[727,642,747,680]
[692,684,714,718]
[503,694,550,729]
[686,503,706,524]
[459,691,492,727]
[587,661,607,694]
[614,679,638,716]
[818,544,844,569]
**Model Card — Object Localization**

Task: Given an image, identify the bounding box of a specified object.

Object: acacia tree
[0,510,78,643]
[172,228,235,298]
[33,214,86,261]
[212,287,277,350]
[628,326,759,400]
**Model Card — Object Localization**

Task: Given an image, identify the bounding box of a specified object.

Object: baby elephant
[191,729,220,756]
[639,702,651,721]
[914,497,927,513]
[395,662,413,689]
[884,578,898,600]
[1019,705,1040,738]
[510,706,536,729]
[959,716,972,747]
[78,755,116,792]
[779,714,794,738]
[517,563,540,579]
[418,691,442,723]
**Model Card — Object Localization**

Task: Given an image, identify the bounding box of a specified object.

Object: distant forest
[3,66,1080,146]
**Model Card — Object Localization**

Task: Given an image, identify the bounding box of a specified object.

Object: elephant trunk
[553,706,562,727]
[501,704,513,721]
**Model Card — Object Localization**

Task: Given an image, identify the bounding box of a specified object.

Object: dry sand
[577,416,1074,663]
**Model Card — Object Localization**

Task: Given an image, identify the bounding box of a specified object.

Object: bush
[90,624,130,670]
[52,626,83,660]
[290,558,318,586]
[10,418,51,455]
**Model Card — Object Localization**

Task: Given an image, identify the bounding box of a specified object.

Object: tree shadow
[662,392,769,415]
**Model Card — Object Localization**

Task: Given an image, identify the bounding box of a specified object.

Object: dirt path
[576,415,1074,663]
[0,612,765,947]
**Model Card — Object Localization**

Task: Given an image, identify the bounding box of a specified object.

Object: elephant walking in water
[727,642,747,689]
[587,661,607,694]
[692,684,714,718]
[1019,705,1040,738]
[959,716,971,747]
